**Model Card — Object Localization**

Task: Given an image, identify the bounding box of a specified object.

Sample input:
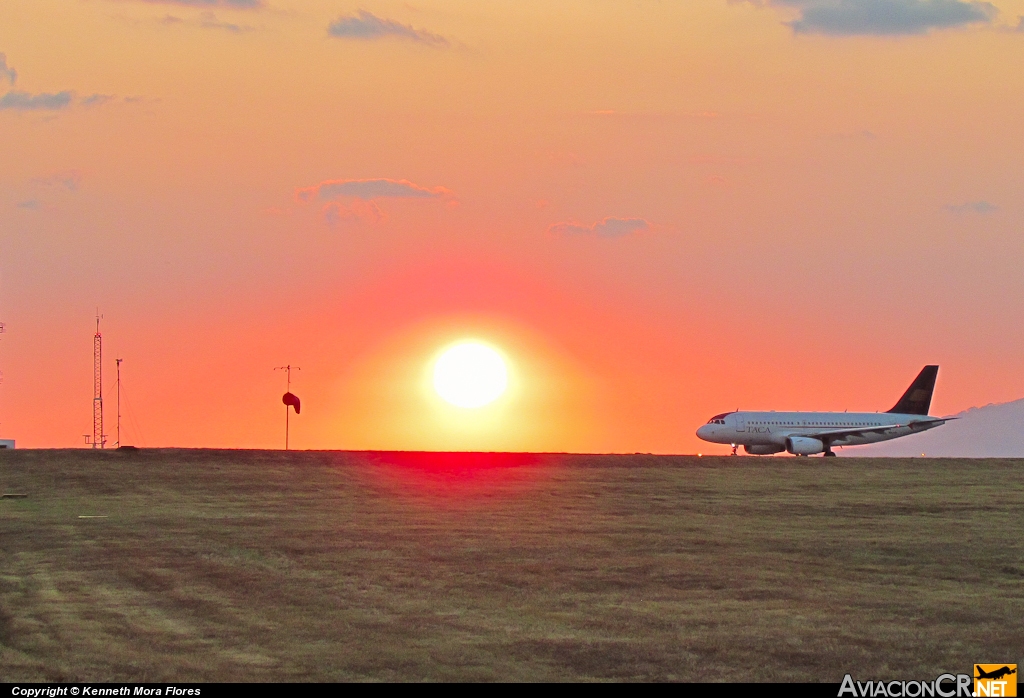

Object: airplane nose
[696,425,711,440]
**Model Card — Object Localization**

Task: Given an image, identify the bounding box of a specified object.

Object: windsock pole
[275,365,301,450]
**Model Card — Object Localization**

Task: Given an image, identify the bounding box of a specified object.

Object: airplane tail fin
[887,365,938,415]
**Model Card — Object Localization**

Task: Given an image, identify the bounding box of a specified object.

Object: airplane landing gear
[823,450,837,457]
[731,444,738,456]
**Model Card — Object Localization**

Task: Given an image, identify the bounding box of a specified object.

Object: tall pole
[116,358,122,448]
[0,321,5,438]
[275,365,300,450]
[93,313,105,449]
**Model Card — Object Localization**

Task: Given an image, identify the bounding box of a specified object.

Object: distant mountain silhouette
[842,397,1024,457]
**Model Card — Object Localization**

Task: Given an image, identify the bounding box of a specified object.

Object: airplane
[975,666,1016,681]
[696,365,952,457]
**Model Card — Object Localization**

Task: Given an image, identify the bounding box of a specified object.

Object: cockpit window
[707,412,732,425]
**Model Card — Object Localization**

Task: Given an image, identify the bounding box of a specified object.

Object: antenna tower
[92,313,106,449]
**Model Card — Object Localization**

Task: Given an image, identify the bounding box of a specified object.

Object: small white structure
[0,439,14,449]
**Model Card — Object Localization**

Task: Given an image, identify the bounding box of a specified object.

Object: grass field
[0,449,1021,682]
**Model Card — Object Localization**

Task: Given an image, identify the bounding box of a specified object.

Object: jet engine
[744,444,785,455]
[786,436,825,456]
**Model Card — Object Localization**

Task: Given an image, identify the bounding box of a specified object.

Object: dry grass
[0,449,1021,681]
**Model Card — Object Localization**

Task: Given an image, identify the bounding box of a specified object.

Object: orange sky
[1,0,1023,452]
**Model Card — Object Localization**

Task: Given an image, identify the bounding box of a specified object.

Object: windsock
[282,392,301,414]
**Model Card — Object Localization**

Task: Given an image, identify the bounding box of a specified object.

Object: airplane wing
[804,417,955,442]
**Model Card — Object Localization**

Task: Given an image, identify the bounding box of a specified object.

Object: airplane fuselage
[696,411,946,454]
[696,366,949,455]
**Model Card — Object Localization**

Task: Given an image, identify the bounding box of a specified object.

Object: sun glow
[433,341,508,408]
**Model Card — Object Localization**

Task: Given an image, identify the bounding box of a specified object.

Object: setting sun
[433,341,508,409]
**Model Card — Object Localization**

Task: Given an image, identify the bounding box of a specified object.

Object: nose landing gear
[731,444,738,456]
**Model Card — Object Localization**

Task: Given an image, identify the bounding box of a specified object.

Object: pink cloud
[548,217,651,238]
[323,200,385,226]
[295,178,453,203]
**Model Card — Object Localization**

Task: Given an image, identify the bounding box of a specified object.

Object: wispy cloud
[0,90,74,111]
[690,153,752,165]
[0,53,16,85]
[746,0,996,36]
[946,200,998,214]
[327,10,448,45]
[32,171,82,191]
[834,128,878,140]
[160,11,254,32]
[0,55,118,115]
[296,178,453,202]
[81,94,116,107]
[549,217,651,238]
[587,109,720,119]
[323,201,386,227]
[9,171,82,212]
[137,0,263,7]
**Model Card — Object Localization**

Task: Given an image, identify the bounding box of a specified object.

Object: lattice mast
[93,314,105,449]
